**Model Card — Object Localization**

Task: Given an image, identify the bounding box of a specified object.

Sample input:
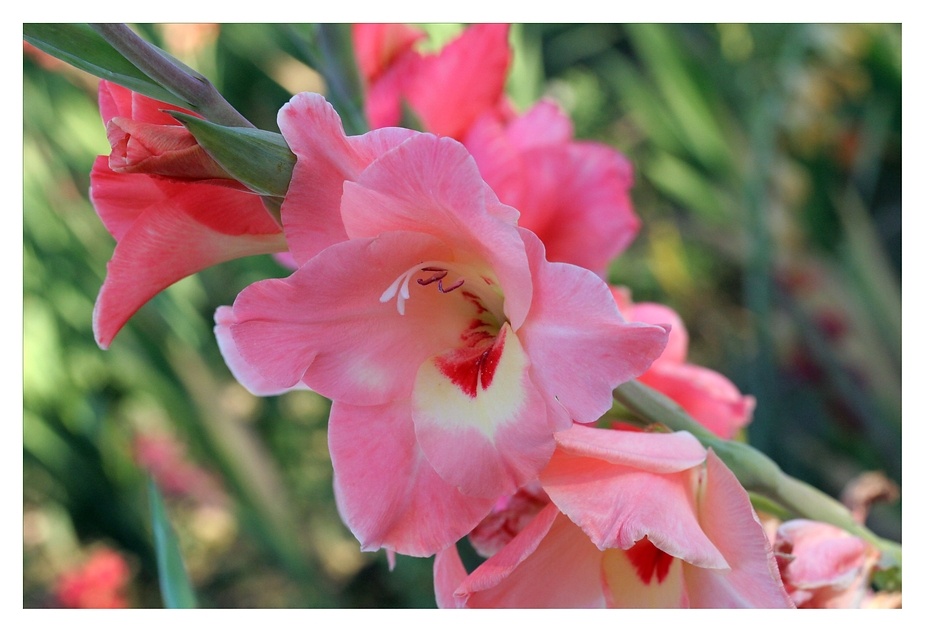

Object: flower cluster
[78,24,891,609]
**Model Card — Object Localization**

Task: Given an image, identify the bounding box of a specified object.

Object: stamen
[380,261,467,315]
[438,278,465,293]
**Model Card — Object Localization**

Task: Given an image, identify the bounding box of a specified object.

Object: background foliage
[23,23,901,608]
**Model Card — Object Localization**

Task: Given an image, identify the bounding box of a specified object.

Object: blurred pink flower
[55,548,131,609]
[89,80,287,348]
[133,432,226,506]
[772,519,880,608]
[436,425,792,608]
[612,287,755,438]
[217,93,667,556]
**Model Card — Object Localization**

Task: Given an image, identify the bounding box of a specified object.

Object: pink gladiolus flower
[772,519,880,608]
[463,101,640,276]
[55,548,131,608]
[435,425,792,608]
[612,287,755,438]
[89,81,287,349]
[217,93,668,556]
[353,23,511,139]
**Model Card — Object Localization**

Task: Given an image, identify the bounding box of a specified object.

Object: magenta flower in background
[216,93,668,556]
[89,81,287,349]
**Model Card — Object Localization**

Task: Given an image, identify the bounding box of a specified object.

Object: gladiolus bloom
[89,81,287,348]
[218,93,668,556]
[773,519,880,608]
[612,287,755,438]
[435,425,792,608]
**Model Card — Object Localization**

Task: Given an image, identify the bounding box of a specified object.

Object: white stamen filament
[380,261,463,315]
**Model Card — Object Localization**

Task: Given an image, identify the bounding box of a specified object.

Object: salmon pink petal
[517,230,668,424]
[541,430,726,570]
[627,301,689,365]
[339,133,531,327]
[214,306,306,396]
[99,79,194,126]
[352,23,424,81]
[412,324,555,497]
[457,505,608,608]
[329,399,495,556]
[551,424,707,473]
[276,92,417,265]
[90,161,285,348]
[227,231,474,403]
[433,545,469,609]
[639,363,756,439]
[683,452,793,607]
[405,24,511,139]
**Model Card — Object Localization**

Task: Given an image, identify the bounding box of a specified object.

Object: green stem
[90,23,254,128]
[613,380,902,573]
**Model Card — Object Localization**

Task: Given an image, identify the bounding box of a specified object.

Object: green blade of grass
[148,478,198,609]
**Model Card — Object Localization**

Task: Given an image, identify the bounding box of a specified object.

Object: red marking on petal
[435,327,507,399]
[625,537,675,585]
[461,290,488,313]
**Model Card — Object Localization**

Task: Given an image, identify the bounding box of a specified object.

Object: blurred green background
[23,23,901,607]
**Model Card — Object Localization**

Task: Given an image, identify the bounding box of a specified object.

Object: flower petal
[517,229,668,424]
[329,399,494,557]
[683,451,793,607]
[277,92,416,265]
[412,324,555,497]
[541,427,727,569]
[457,505,608,608]
[90,160,285,348]
[639,362,755,439]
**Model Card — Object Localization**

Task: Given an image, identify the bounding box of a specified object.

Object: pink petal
[405,24,511,139]
[639,362,755,439]
[99,79,194,126]
[227,231,477,403]
[625,300,689,365]
[775,519,875,590]
[329,399,494,557]
[412,324,556,497]
[516,229,669,424]
[541,428,726,569]
[457,504,608,608]
[89,160,286,348]
[465,102,639,275]
[214,306,306,396]
[276,92,416,265]
[683,451,793,608]
[339,133,532,328]
[434,545,469,609]
[551,424,707,473]
[352,23,424,81]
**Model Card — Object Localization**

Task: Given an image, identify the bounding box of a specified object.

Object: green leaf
[170,112,295,198]
[23,24,195,110]
[148,478,198,609]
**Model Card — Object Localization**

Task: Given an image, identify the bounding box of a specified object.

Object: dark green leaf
[23,24,195,109]
[148,478,198,609]
[170,112,295,198]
